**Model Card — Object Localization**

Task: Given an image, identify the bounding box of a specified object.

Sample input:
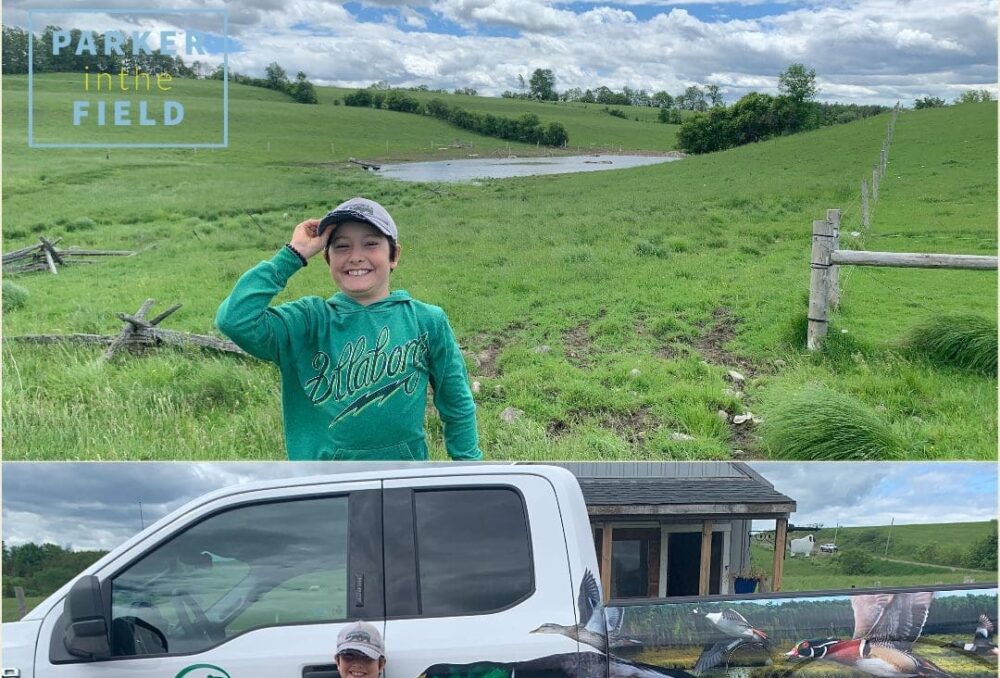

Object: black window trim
[50,488,382,665]
[384,483,537,621]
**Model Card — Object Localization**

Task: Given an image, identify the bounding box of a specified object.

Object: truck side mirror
[63,575,111,660]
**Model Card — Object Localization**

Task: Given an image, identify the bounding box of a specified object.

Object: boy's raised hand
[289,219,326,260]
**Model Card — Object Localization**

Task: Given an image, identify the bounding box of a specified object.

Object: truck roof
[17,463,585,622]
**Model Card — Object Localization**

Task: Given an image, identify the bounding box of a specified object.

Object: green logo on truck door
[175,664,231,678]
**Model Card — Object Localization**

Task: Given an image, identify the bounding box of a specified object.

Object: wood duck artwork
[785,592,952,678]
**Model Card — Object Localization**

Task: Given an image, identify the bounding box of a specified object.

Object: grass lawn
[2,595,45,622]
[3,75,995,459]
[750,520,997,593]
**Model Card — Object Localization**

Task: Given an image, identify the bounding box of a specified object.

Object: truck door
[382,474,584,678]
[33,482,383,678]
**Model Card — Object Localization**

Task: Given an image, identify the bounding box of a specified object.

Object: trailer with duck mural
[3,465,995,678]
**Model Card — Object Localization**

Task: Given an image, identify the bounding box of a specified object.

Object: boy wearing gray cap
[336,621,385,678]
[216,197,481,461]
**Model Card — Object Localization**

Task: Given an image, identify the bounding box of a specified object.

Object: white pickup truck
[3,465,996,678]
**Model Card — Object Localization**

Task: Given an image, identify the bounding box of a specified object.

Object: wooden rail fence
[3,237,135,274]
[807,210,998,350]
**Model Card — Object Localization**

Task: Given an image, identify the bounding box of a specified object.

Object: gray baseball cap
[318,197,398,242]
[336,621,385,659]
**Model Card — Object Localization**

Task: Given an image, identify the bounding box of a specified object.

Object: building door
[666,532,723,596]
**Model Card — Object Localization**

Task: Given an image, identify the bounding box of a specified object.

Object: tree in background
[778,63,818,102]
[265,62,290,91]
[838,548,875,575]
[678,85,707,111]
[529,68,558,101]
[3,542,106,598]
[658,107,682,124]
[2,25,29,73]
[652,91,674,109]
[955,89,996,104]
[777,63,819,132]
[962,521,998,570]
[289,71,318,104]
[705,84,724,107]
[914,96,946,109]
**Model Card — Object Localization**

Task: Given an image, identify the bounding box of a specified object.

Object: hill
[751,521,997,591]
[2,75,995,459]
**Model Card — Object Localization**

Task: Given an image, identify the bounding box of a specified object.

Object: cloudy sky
[8,0,997,105]
[2,462,995,551]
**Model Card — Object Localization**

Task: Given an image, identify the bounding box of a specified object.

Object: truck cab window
[412,488,533,616]
[110,495,349,657]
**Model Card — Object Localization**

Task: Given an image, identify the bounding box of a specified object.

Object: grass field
[3,74,995,459]
[2,595,44,622]
[750,521,997,591]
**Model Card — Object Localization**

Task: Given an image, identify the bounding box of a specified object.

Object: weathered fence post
[807,218,835,350]
[103,298,156,361]
[872,166,879,203]
[827,209,841,308]
[15,586,27,620]
[881,147,887,177]
[861,179,870,229]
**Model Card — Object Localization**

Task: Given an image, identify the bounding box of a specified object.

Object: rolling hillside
[3,75,995,459]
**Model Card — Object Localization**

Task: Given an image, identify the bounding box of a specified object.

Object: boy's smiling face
[335,651,385,678]
[326,220,399,305]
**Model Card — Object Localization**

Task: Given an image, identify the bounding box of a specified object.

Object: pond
[376,154,682,182]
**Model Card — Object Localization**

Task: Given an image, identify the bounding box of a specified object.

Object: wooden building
[554,462,797,600]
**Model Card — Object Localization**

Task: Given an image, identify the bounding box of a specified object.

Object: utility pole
[883,518,894,556]
[833,523,840,546]
[139,500,145,530]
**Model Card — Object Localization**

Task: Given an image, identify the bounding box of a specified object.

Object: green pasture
[2,595,44,622]
[804,521,996,566]
[324,85,683,152]
[2,75,995,459]
[750,521,998,592]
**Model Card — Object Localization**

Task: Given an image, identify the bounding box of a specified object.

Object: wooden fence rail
[807,211,998,350]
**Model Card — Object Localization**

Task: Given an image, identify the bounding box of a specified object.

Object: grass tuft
[905,314,997,376]
[761,385,908,460]
[3,280,29,312]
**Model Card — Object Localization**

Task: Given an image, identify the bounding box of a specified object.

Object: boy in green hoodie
[216,197,482,461]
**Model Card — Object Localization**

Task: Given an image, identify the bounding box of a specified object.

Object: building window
[611,528,660,598]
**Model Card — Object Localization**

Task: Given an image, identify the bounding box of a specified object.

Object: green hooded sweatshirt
[216,246,481,461]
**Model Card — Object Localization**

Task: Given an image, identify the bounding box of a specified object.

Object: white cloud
[431,0,578,33]
[3,0,997,107]
[751,463,997,529]
[400,6,429,28]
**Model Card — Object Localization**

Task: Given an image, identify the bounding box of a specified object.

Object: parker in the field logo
[27,9,229,148]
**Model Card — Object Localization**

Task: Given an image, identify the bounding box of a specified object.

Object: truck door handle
[353,574,365,607]
[303,664,339,678]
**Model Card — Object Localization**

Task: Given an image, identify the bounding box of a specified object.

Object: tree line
[501,67,725,111]
[2,24,198,76]
[915,89,996,109]
[2,25,318,104]
[3,542,106,598]
[673,64,893,154]
[343,87,569,147]
[622,593,997,647]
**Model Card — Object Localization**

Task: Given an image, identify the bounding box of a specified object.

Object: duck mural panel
[418,578,997,678]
